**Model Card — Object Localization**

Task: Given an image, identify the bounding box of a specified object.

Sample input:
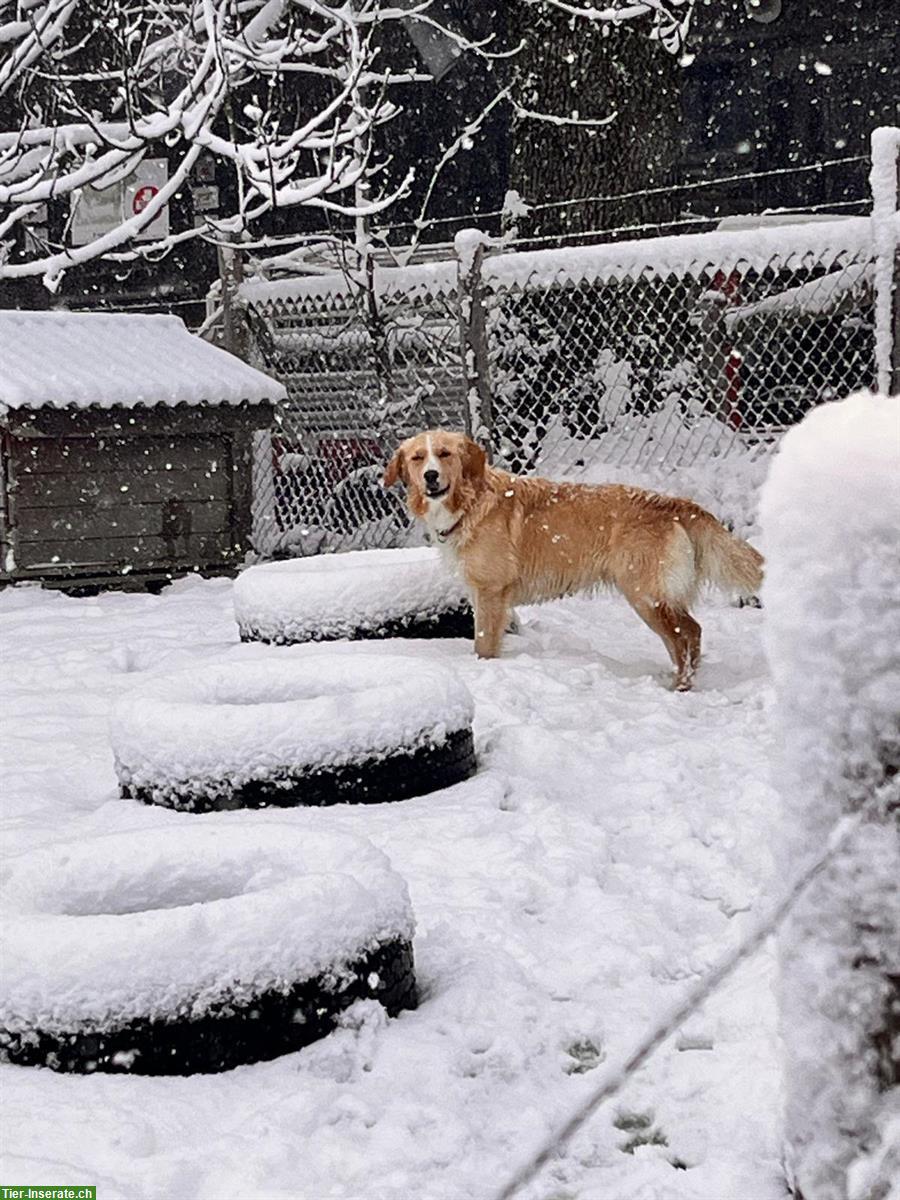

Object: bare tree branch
[0,0,695,284]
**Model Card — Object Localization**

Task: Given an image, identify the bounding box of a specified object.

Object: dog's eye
[437,449,451,459]
[411,454,425,462]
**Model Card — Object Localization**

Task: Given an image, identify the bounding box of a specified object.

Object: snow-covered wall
[760,393,900,1199]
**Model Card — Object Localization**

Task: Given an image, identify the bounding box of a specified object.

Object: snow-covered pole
[760,393,900,1200]
[218,241,248,360]
[869,126,900,396]
[455,228,495,455]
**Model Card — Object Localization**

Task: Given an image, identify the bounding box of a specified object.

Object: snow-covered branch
[509,98,617,128]
[529,0,694,55]
[0,0,408,281]
[0,0,697,284]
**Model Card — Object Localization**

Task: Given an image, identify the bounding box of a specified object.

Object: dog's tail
[688,512,764,598]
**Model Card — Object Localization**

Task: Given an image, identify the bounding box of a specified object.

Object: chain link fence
[485,247,875,473]
[241,137,897,557]
[244,264,466,556]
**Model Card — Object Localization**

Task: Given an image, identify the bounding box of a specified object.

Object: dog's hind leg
[627,597,702,691]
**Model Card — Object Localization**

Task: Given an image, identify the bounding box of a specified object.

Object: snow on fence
[761,393,900,1200]
[240,130,898,559]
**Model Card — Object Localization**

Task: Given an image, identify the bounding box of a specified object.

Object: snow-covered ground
[0,575,784,1200]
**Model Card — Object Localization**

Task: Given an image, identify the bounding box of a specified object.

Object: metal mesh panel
[485,255,876,478]
[247,279,467,556]
[245,234,879,558]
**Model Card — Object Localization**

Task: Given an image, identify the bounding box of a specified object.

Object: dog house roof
[0,310,287,412]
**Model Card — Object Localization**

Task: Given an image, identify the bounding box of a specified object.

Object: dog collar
[433,516,463,544]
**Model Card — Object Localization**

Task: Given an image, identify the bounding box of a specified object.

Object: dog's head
[383,431,486,517]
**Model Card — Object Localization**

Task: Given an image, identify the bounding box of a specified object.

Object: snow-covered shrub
[759,392,900,1199]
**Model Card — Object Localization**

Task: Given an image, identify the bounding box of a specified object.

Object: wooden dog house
[0,311,286,588]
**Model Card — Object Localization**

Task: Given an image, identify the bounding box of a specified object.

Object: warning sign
[132,184,159,214]
[70,158,170,247]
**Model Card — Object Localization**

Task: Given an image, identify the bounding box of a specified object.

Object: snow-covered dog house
[0,311,285,589]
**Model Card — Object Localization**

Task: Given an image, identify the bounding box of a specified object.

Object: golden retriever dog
[384,430,763,691]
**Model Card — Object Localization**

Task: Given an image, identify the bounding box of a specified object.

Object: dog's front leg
[473,588,510,658]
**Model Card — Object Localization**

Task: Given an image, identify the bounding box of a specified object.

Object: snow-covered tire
[234,547,473,645]
[111,656,476,812]
[0,827,416,1075]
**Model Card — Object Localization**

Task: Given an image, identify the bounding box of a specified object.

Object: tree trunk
[508,3,684,238]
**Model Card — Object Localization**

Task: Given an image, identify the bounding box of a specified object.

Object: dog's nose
[424,469,439,486]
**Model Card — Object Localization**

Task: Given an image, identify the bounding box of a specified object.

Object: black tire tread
[0,938,416,1076]
[239,603,474,646]
[125,726,477,812]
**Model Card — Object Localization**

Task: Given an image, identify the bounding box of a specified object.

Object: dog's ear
[461,437,487,482]
[383,446,407,489]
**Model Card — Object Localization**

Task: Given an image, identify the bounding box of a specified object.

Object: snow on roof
[0,310,287,412]
[239,214,891,309]
[241,258,457,307]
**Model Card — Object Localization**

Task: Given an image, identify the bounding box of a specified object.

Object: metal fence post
[869,126,900,396]
[217,241,249,361]
[456,230,495,454]
[360,247,398,413]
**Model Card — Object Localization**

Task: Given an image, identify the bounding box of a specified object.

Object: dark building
[680,0,899,217]
[368,0,898,242]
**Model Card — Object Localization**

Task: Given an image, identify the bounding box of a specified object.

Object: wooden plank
[4,403,273,440]
[13,436,226,477]
[11,466,230,508]
[15,531,235,571]
[14,500,232,543]
[13,565,239,588]
[228,432,254,553]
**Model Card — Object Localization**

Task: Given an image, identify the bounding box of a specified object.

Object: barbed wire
[378,154,869,234]
[118,156,868,267]
[492,804,870,1200]
[523,155,869,215]
[500,196,869,249]
[216,191,867,270]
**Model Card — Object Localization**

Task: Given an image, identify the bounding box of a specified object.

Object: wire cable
[379,154,869,233]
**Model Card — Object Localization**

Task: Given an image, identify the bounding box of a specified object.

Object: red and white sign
[70,158,170,247]
[132,185,159,214]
